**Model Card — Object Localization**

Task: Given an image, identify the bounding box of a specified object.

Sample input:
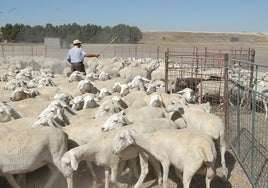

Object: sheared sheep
[68,71,85,82]
[0,126,73,188]
[62,112,133,187]
[63,118,177,188]
[0,100,22,122]
[126,106,166,122]
[38,99,76,127]
[112,82,130,96]
[165,99,227,179]
[71,93,99,111]
[113,128,216,188]
[148,92,166,108]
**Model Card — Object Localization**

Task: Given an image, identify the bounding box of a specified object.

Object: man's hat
[73,39,82,45]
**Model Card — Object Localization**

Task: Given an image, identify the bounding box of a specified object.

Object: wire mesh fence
[165,47,267,188]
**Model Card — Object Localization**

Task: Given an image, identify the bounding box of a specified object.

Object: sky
[0,0,267,33]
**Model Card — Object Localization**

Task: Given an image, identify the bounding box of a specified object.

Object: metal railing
[165,47,267,188]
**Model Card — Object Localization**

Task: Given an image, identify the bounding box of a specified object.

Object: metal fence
[165,47,267,188]
[227,58,268,188]
[0,43,166,60]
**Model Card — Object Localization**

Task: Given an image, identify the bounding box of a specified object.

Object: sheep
[165,99,227,179]
[10,87,31,101]
[97,87,113,100]
[77,79,99,94]
[196,80,224,105]
[4,78,28,90]
[0,126,73,188]
[62,112,134,187]
[37,76,56,87]
[98,71,112,81]
[113,128,217,188]
[38,99,76,127]
[93,95,128,119]
[253,80,268,119]
[71,93,99,111]
[62,118,177,188]
[68,71,85,82]
[112,82,130,96]
[177,87,196,103]
[128,75,151,91]
[148,92,166,108]
[119,59,160,82]
[32,115,62,128]
[54,93,73,106]
[0,72,9,82]
[126,106,166,122]
[0,100,22,122]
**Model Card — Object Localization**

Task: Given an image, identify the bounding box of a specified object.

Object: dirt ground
[0,149,253,188]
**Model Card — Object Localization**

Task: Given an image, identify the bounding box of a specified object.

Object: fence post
[165,48,169,93]
[224,53,230,148]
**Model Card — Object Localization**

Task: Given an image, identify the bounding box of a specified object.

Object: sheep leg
[110,164,128,188]
[220,143,228,180]
[4,174,21,188]
[104,167,109,188]
[86,161,98,187]
[174,168,183,182]
[183,162,203,188]
[205,161,215,188]
[148,155,162,185]
[129,158,140,179]
[15,173,26,188]
[161,161,170,188]
[134,153,149,188]
[44,164,61,188]
[217,136,228,180]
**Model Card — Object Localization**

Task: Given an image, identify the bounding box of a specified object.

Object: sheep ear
[69,152,78,171]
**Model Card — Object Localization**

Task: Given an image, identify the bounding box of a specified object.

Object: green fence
[227,58,268,188]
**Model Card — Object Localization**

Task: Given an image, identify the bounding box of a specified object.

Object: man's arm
[84,53,100,58]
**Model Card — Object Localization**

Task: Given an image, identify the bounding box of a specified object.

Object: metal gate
[165,47,267,188]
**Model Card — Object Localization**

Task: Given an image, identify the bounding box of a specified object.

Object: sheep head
[61,150,78,177]
[113,129,135,154]
[101,111,131,132]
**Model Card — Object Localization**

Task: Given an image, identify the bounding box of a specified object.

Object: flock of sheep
[0,55,230,188]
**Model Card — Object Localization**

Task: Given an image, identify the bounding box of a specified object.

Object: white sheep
[72,93,99,110]
[113,128,217,188]
[0,100,22,122]
[68,71,85,82]
[112,82,130,96]
[10,87,30,101]
[62,112,134,187]
[54,93,73,106]
[62,118,177,188]
[0,126,73,188]
[165,99,227,179]
[78,79,99,94]
[38,99,76,127]
[128,75,151,91]
[93,95,127,119]
[126,106,166,122]
[148,92,166,108]
[97,87,112,100]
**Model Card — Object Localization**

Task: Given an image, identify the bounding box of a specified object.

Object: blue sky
[0,0,267,32]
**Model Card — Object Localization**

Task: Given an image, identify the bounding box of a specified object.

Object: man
[67,39,99,74]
